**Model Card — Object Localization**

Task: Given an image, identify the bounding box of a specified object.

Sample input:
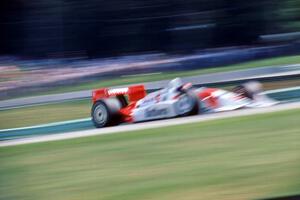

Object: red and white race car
[91,78,277,128]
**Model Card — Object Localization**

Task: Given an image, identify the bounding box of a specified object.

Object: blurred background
[1,0,300,56]
[0,0,300,99]
[1,2,300,200]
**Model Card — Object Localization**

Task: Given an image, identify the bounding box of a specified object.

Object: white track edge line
[1,101,300,147]
[0,118,91,133]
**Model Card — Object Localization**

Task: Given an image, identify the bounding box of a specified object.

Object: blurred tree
[0,0,25,55]
[213,0,267,45]
[0,0,299,57]
[277,0,300,32]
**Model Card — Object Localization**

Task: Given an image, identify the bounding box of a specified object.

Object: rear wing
[92,85,146,103]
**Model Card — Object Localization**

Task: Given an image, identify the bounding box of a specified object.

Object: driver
[167,77,184,90]
[167,77,193,93]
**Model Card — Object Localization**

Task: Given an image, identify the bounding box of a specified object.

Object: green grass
[1,109,300,200]
[0,99,91,129]
[18,55,300,96]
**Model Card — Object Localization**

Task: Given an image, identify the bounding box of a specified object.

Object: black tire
[91,98,122,128]
[186,92,199,115]
[116,95,128,108]
[176,91,199,116]
[232,81,262,100]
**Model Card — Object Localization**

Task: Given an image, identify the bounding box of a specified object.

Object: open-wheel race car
[91,78,277,128]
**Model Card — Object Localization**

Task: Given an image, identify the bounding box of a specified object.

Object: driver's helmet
[167,78,184,89]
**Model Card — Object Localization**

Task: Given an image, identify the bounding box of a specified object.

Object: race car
[91,78,277,128]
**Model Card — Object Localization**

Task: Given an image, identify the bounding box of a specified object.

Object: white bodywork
[131,78,278,122]
[132,79,196,122]
[196,88,278,112]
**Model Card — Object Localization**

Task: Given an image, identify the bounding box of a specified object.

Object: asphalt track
[1,64,300,109]
[0,86,299,147]
[1,101,299,147]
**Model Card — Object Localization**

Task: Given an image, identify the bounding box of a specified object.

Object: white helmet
[168,78,184,89]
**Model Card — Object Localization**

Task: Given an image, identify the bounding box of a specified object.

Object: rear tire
[91,98,122,128]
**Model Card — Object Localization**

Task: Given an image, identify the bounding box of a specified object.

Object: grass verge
[0,109,300,200]
[0,99,91,129]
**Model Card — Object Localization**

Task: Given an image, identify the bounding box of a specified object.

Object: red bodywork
[197,88,219,109]
[92,85,147,122]
[92,85,146,103]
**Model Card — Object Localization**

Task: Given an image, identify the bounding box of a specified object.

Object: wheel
[175,92,199,116]
[91,98,122,128]
[116,95,128,108]
[232,81,262,99]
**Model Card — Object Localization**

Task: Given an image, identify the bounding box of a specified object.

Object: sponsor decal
[108,88,128,96]
[145,107,168,118]
[140,94,163,106]
[140,97,155,106]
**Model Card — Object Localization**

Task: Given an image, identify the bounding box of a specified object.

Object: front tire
[232,81,262,99]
